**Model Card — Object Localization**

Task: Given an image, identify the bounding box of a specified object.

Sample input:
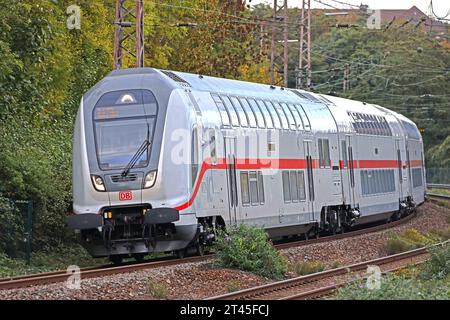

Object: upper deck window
[349,111,392,136]
[272,102,289,129]
[211,93,231,127]
[288,104,304,130]
[401,120,421,140]
[221,95,240,127]
[264,101,282,128]
[296,105,311,131]
[247,98,266,128]
[238,98,257,128]
[230,96,249,127]
[257,100,274,128]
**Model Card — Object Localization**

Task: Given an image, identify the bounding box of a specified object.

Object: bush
[214,224,288,280]
[385,238,417,255]
[146,279,169,299]
[421,243,450,280]
[292,260,325,276]
[385,229,434,255]
[0,197,25,257]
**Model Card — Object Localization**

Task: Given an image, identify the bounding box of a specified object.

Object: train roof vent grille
[161,70,191,87]
[291,90,322,103]
[111,174,138,183]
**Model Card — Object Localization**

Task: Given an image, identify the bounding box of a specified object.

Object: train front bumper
[67,209,197,257]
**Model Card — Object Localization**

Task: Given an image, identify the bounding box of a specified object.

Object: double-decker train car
[68,68,425,262]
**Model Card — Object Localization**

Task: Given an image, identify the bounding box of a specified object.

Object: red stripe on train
[175,157,422,211]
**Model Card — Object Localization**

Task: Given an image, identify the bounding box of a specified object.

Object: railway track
[427,193,450,202]
[0,206,434,291]
[207,241,450,301]
[0,255,210,291]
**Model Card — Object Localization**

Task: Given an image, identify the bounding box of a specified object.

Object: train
[68,68,425,263]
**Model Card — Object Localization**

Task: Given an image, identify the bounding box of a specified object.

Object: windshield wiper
[121,139,151,177]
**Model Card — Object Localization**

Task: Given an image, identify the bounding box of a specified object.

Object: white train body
[69,68,425,258]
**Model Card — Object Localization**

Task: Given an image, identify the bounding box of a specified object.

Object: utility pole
[297,0,312,90]
[343,63,350,92]
[259,21,269,58]
[270,0,289,87]
[114,0,145,69]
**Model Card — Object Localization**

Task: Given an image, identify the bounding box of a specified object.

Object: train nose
[104,172,144,206]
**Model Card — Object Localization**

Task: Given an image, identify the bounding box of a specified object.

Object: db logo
[119,191,132,201]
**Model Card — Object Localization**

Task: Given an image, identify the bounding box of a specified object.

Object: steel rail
[427,183,450,190]
[206,244,439,300]
[0,255,210,290]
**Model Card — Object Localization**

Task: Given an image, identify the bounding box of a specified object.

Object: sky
[249,0,450,18]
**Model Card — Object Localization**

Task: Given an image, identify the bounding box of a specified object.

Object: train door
[345,135,356,208]
[405,141,413,197]
[303,140,315,220]
[224,137,239,225]
[395,139,405,200]
[339,135,351,206]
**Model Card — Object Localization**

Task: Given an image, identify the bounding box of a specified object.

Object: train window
[281,103,297,130]
[258,172,265,204]
[282,171,291,202]
[288,104,303,130]
[257,100,274,128]
[361,169,396,195]
[220,95,240,127]
[211,94,231,127]
[264,101,281,128]
[412,168,423,188]
[249,171,259,206]
[290,171,299,202]
[296,105,311,131]
[318,139,331,168]
[272,102,289,129]
[230,96,248,127]
[238,98,257,128]
[297,171,306,201]
[349,111,393,137]
[248,98,266,128]
[401,120,421,140]
[240,172,250,206]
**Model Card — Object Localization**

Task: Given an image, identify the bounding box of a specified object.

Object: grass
[335,243,450,300]
[428,188,450,197]
[146,279,170,299]
[225,279,242,293]
[291,260,325,276]
[0,244,105,278]
[384,228,447,255]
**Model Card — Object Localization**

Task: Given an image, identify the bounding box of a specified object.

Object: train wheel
[109,255,123,265]
[133,253,145,263]
[196,242,205,256]
[175,249,186,259]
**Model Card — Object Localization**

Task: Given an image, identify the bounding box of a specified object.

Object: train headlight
[91,175,106,192]
[143,171,157,189]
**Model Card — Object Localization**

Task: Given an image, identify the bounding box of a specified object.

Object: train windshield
[93,90,158,170]
[95,119,154,170]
